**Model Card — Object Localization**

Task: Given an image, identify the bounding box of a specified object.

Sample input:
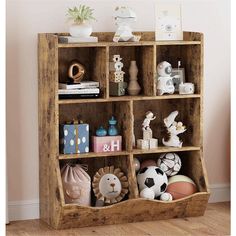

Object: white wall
[6,0,230,220]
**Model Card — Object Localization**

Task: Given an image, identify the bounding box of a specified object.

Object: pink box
[92,136,122,153]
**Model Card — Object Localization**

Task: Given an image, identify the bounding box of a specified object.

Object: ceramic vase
[69,23,92,38]
[128,61,141,95]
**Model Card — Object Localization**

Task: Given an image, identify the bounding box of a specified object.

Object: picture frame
[155,3,183,41]
[171,68,185,91]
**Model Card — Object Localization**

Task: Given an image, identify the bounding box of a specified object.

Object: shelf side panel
[38,33,62,228]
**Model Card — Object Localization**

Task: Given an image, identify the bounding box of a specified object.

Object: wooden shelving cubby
[38,31,209,229]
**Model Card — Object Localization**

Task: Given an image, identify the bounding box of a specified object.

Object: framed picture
[171,68,185,91]
[155,3,183,41]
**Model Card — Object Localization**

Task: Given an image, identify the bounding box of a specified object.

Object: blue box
[60,123,89,154]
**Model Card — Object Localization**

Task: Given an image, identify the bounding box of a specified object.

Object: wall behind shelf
[6,0,230,220]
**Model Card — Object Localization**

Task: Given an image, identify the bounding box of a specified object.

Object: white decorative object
[157,152,181,176]
[128,61,141,95]
[155,3,183,41]
[171,62,185,91]
[137,166,168,199]
[179,83,195,95]
[160,192,173,201]
[137,139,149,150]
[113,6,141,42]
[149,138,158,149]
[140,188,155,199]
[156,61,175,95]
[133,158,141,172]
[162,111,186,148]
[142,111,156,131]
[137,111,158,150]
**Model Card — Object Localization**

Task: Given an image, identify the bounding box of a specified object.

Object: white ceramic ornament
[113,6,141,42]
[162,111,186,148]
[156,61,175,95]
[140,188,155,199]
[160,192,173,201]
[157,152,181,176]
[137,166,168,198]
[133,158,141,172]
[142,111,156,132]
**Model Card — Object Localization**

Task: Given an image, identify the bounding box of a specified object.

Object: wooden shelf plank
[59,151,130,160]
[59,146,200,160]
[58,94,201,104]
[132,146,201,155]
[58,41,201,48]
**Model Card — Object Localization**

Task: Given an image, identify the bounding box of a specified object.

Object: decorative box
[137,139,149,150]
[60,123,89,154]
[92,136,122,153]
[109,82,127,96]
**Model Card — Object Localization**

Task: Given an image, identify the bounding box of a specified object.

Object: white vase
[128,61,141,96]
[69,23,92,38]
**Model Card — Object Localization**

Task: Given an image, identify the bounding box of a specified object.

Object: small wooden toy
[137,139,149,150]
[109,81,127,96]
[127,60,141,95]
[92,135,122,153]
[162,111,186,148]
[92,166,129,205]
[108,116,118,136]
[110,55,125,83]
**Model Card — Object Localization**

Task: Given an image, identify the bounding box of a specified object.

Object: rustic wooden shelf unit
[38,31,209,229]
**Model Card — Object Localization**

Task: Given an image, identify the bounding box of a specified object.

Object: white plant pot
[69,23,92,38]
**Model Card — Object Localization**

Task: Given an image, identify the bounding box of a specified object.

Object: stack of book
[59,81,100,99]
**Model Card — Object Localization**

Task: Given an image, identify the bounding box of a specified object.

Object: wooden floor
[6,202,230,236]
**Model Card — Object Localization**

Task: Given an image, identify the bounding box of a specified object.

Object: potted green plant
[67,5,96,38]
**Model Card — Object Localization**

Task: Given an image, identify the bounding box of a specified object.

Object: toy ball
[133,158,140,172]
[157,152,181,176]
[140,188,155,200]
[160,192,173,201]
[137,166,168,198]
[140,159,157,170]
[166,175,197,200]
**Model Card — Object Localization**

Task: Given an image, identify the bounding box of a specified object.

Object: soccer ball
[137,166,168,198]
[157,152,181,176]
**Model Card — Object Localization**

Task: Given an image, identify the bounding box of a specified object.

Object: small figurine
[96,126,107,137]
[110,55,125,83]
[142,111,156,131]
[179,82,195,95]
[137,111,158,149]
[162,111,186,148]
[156,61,175,95]
[113,6,141,42]
[108,116,118,136]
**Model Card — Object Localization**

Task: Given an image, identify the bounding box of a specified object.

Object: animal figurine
[156,61,175,95]
[113,6,141,42]
[142,111,156,131]
[162,111,186,148]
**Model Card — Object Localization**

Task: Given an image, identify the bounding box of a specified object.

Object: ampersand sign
[68,60,85,83]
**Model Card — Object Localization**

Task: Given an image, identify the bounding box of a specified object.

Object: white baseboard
[208,183,231,203]
[8,199,39,221]
[8,184,230,221]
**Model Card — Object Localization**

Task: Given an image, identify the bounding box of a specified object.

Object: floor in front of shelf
[6,202,230,236]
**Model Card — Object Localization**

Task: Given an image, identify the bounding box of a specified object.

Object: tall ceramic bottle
[128,60,141,95]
